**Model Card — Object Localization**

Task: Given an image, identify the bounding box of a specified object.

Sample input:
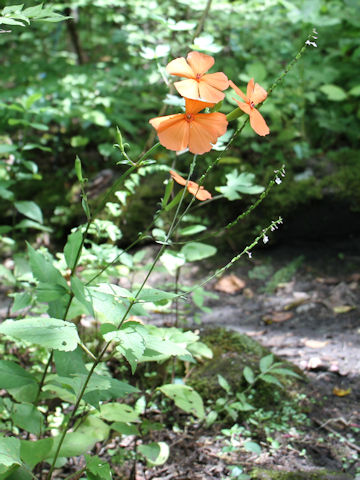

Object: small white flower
[275,177,282,185]
[263,235,269,244]
[247,251,252,258]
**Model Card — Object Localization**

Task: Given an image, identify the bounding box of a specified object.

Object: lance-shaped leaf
[0,317,80,351]
[64,229,83,270]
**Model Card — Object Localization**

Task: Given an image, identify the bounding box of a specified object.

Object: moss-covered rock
[187,327,304,410]
[250,468,353,480]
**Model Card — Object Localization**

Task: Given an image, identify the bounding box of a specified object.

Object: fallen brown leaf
[243,287,254,299]
[263,311,293,324]
[303,339,329,349]
[333,386,351,397]
[214,274,245,294]
[316,276,339,285]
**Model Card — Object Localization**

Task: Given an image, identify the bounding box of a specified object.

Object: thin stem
[34,351,53,405]
[190,0,213,44]
[182,217,283,296]
[46,156,198,479]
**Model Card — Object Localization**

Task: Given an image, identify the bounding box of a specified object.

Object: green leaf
[141,326,190,361]
[0,318,80,351]
[181,242,217,262]
[15,220,52,232]
[161,179,173,208]
[36,282,69,302]
[0,144,17,154]
[11,404,44,436]
[217,374,231,393]
[349,85,360,97]
[259,354,274,373]
[85,454,112,480]
[0,436,21,468]
[103,324,146,373]
[244,441,261,455]
[159,384,204,419]
[20,438,53,470]
[0,17,26,26]
[46,416,109,460]
[138,442,169,466]
[10,292,32,313]
[24,92,42,110]
[320,84,347,101]
[216,170,264,200]
[99,403,139,423]
[64,230,83,270]
[261,374,283,388]
[111,422,139,436]
[159,250,186,276]
[178,225,207,236]
[243,366,255,384]
[269,368,301,378]
[27,244,68,288]
[137,288,178,303]
[14,201,43,223]
[0,360,37,391]
[71,277,94,316]
[54,348,88,376]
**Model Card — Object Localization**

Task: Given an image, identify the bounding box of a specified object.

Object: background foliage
[1,0,359,250]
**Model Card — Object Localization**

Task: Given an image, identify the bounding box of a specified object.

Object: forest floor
[1,239,359,479]
[132,239,360,480]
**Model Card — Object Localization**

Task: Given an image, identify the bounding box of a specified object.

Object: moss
[250,468,353,480]
[187,328,303,410]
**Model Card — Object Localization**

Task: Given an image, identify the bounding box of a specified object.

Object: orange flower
[166,51,229,103]
[169,170,212,201]
[229,79,270,136]
[149,97,228,155]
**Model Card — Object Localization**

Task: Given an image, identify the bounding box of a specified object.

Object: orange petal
[149,113,184,133]
[169,170,187,186]
[187,51,214,76]
[166,57,195,79]
[199,81,225,103]
[247,78,255,100]
[174,79,200,99]
[188,113,228,154]
[202,72,229,91]
[229,80,247,102]
[251,82,267,105]
[150,115,190,151]
[187,182,212,201]
[235,100,251,115]
[249,108,270,136]
[194,112,228,141]
[185,97,215,115]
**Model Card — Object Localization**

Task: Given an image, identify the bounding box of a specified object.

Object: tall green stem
[46,155,198,479]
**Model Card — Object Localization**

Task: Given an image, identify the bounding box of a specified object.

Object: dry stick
[46,156,198,479]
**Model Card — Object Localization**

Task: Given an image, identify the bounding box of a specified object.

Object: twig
[313,418,360,453]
